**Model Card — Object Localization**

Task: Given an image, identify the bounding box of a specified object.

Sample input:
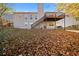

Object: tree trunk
[0,8,7,30]
[0,17,3,30]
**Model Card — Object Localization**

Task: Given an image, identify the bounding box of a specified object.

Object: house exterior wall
[4,12,77,29]
[13,14,27,28]
[13,13,38,29]
[65,15,76,27]
[56,15,76,27]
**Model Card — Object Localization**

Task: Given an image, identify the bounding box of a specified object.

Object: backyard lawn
[0,28,79,56]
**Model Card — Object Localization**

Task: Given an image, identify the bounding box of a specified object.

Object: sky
[10,3,57,12]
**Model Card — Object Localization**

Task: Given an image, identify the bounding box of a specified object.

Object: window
[35,15,37,19]
[30,17,32,19]
[30,15,32,19]
[35,16,37,19]
[35,17,37,19]
[25,17,27,20]
[25,17,27,22]
[49,23,54,26]
[76,17,79,21]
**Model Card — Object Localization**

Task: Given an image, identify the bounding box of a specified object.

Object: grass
[0,28,79,56]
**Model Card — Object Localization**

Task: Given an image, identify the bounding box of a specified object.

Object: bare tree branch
[0,7,7,17]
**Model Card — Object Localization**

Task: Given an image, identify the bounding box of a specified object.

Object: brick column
[38,3,44,18]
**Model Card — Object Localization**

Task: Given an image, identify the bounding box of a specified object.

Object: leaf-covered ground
[0,28,79,56]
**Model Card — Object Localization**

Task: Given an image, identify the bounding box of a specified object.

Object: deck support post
[64,13,65,30]
[55,13,56,30]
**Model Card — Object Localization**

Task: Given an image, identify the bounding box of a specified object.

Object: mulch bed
[0,29,79,56]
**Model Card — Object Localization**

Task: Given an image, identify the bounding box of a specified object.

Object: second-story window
[35,15,37,19]
[25,17,27,22]
[25,17,27,20]
[35,17,37,19]
[30,17,32,19]
[30,15,32,20]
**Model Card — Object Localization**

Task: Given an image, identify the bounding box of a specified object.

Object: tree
[0,3,13,29]
[57,3,79,30]
[57,3,79,18]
